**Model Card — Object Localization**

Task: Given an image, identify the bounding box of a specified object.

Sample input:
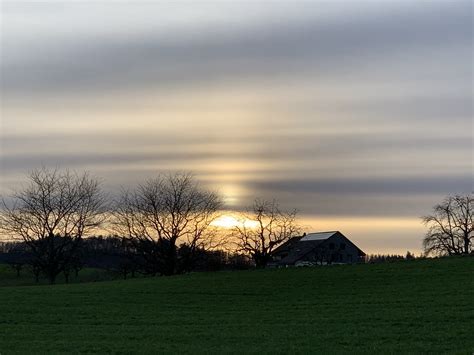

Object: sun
[211,214,259,229]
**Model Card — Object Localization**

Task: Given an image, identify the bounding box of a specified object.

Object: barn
[271,231,366,266]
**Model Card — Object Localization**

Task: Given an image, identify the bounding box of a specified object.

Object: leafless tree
[112,173,223,275]
[178,217,224,273]
[233,199,301,268]
[0,168,107,283]
[422,194,473,256]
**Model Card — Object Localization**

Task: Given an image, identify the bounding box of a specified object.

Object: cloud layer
[1,1,472,252]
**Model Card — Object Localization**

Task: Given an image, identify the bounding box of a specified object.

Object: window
[329,243,335,250]
[340,243,346,250]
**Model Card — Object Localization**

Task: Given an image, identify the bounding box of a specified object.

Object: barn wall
[299,234,361,264]
[324,233,361,264]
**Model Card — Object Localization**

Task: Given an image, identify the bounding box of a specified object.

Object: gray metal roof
[300,231,337,241]
[271,236,302,254]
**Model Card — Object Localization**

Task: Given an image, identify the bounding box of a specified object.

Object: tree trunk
[49,273,57,284]
[33,267,40,283]
[163,243,177,276]
[464,234,470,254]
[254,254,268,268]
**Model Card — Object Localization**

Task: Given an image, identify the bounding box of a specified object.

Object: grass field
[0,265,119,287]
[0,257,473,354]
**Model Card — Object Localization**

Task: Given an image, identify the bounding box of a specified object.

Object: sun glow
[211,214,259,229]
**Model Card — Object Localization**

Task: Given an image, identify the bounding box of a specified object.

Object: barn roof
[272,236,302,254]
[300,231,337,241]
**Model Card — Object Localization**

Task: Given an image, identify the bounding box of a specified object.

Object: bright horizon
[1,1,472,255]
[211,213,424,255]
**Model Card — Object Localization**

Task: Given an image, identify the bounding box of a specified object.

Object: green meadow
[0,257,472,354]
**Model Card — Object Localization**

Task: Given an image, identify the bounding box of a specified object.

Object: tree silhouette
[422,194,473,256]
[112,173,222,275]
[233,199,300,268]
[0,168,107,283]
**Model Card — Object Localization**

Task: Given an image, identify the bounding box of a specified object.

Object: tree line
[0,168,300,283]
[0,168,472,283]
[0,236,253,281]
[365,251,418,264]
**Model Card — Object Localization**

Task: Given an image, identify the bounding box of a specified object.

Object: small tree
[0,168,107,283]
[233,199,300,268]
[112,173,223,276]
[422,194,473,256]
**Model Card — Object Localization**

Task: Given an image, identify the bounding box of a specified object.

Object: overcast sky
[1,0,472,253]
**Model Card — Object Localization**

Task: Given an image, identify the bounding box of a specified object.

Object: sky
[1,0,472,254]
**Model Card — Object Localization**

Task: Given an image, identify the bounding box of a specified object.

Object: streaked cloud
[1,0,472,253]
[2,1,471,95]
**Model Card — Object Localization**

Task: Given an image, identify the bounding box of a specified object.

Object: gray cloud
[1,1,471,95]
[247,176,473,197]
[237,176,472,218]
[2,130,471,167]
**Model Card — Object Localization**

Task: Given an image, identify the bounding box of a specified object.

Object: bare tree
[112,173,223,275]
[233,199,300,268]
[0,168,107,283]
[178,217,224,273]
[422,194,473,256]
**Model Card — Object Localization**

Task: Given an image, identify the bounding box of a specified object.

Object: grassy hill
[0,257,472,354]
